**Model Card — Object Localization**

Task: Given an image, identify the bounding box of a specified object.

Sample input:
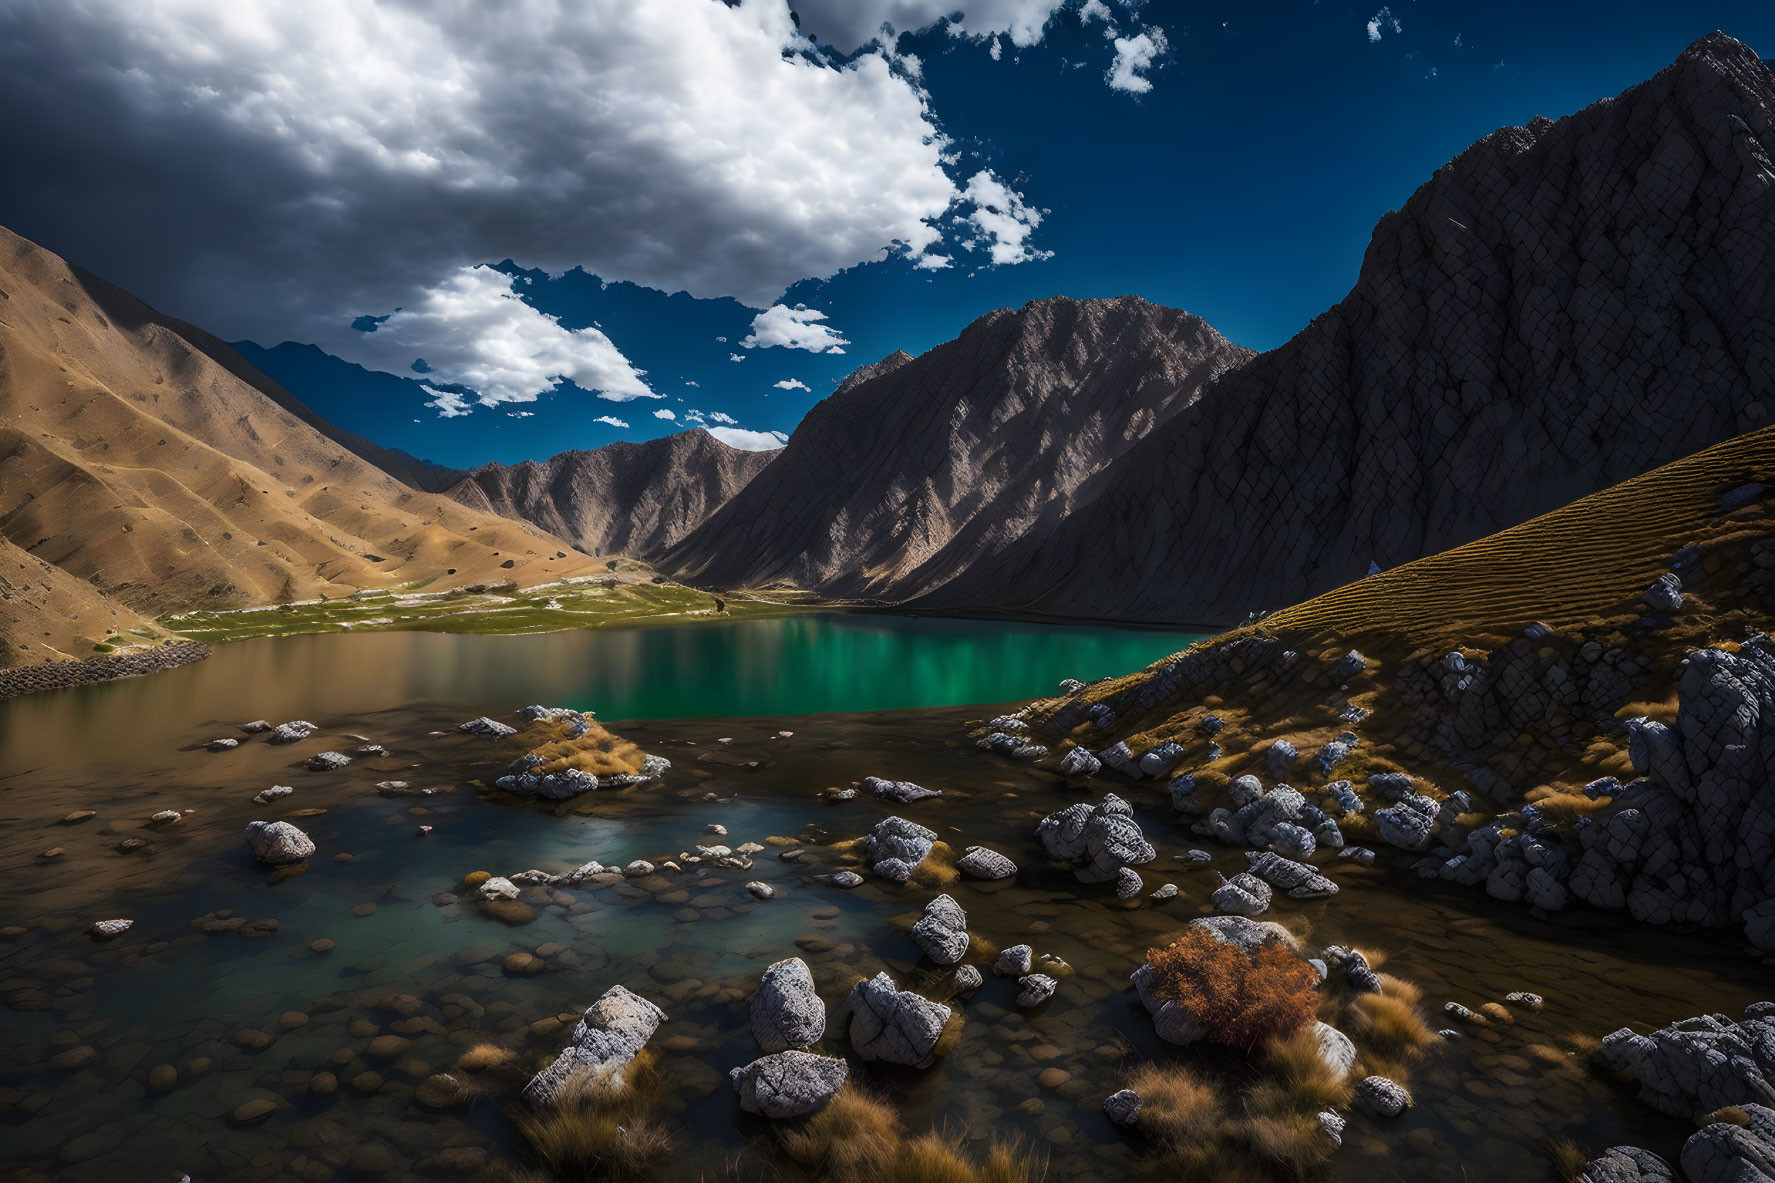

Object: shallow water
[0,612,1202,773]
[0,623,1765,1183]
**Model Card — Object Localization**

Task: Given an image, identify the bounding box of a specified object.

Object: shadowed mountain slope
[661,295,1255,597]
[919,32,1775,625]
[0,225,601,664]
[446,429,778,558]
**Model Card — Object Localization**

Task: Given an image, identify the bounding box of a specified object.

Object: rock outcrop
[1035,794,1157,883]
[729,1050,848,1119]
[845,972,951,1068]
[751,958,826,1054]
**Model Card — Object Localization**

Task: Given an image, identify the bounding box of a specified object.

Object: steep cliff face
[0,224,601,664]
[446,429,778,559]
[921,32,1775,624]
[661,295,1254,596]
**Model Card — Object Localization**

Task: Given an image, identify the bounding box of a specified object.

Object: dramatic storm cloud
[0,0,1052,410]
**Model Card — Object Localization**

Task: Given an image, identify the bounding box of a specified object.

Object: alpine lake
[0,613,1763,1182]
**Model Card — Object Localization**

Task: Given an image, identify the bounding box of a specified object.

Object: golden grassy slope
[1254,424,1775,659]
[0,225,604,664]
[1033,425,1775,805]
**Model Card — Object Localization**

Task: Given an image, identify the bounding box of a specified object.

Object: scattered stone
[230,1099,276,1125]
[206,738,239,752]
[745,881,775,900]
[1058,746,1100,777]
[88,919,132,940]
[863,776,941,803]
[995,945,1033,977]
[1115,867,1143,899]
[951,965,983,994]
[523,985,665,1105]
[61,811,96,824]
[752,958,826,1053]
[1104,1089,1142,1128]
[1017,974,1057,1008]
[1150,882,1179,901]
[305,751,351,772]
[253,785,293,805]
[1505,991,1545,1011]
[243,820,314,865]
[1246,851,1339,898]
[910,895,969,965]
[956,846,1017,880]
[846,972,951,1068]
[267,720,317,744]
[1352,1075,1411,1118]
[1035,794,1156,882]
[478,876,520,901]
[458,716,518,739]
[820,871,863,889]
[730,1050,849,1118]
[863,816,936,883]
[147,1064,177,1092]
[1210,872,1272,916]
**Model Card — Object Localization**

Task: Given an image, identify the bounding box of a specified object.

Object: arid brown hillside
[0,225,601,665]
[919,32,1775,625]
[661,295,1253,597]
[447,429,777,559]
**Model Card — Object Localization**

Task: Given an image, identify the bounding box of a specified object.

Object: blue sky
[3,1,1772,469]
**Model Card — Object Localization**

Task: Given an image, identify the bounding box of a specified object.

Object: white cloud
[327,265,653,411]
[1367,7,1401,41]
[989,36,1003,60]
[706,426,790,450]
[1107,28,1168,93]
[423,386,472,419]
[773,378,811,391]
[730,353,747,362]
[791,1,1065,53]
[743,305,852,354]
[1079,0,1113,24]
[507,410,535,418]
[593,415,630,428]
[959,171,1053,265]
[685,379,700,387]
[653,408,678,420]
[0,0,1044,393]
[708,411,739,425]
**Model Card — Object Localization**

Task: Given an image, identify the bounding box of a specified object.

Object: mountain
[445,428,777,558]
[660,295,1255,597]
[229,340,468,492]
[0,224,601,664]
[917,32,1775,625]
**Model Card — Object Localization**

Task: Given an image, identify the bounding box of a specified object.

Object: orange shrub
[1145,928,1319,1052]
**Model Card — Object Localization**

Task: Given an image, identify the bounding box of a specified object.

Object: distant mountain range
[4,31,1771,666]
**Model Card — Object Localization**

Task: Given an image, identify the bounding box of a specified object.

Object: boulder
[1246,851,1339,898]
[1115,867,1143,899]
[1681,1106,1775,1183]
[1309,1021,1357,1077]
[523,985,664,1105]
[1375,794,1439,851]
[1352,1075,1410,1117]
[1191,914,1299,954]
[306,751,351,771]
[1104,1089,1142,1128]
[244,820,314,865]
[846,972,951,1068]
[89,919,133,940]
[1210,872,1272,916]
[1057,747,1101,777]
[910,895,969,965]
[729,1050,848,1119]
[1595,1004,1775,1118]
[950,965,984,994]
[863,776,941,803]
[863,816,936,883]
[995,945,1033,976]
[267,720,317,744]
[1578,1146,1678,1183]
[1035,795,1156,882]
[956,846,1017,880]
[478,876,520,901]
[1017,974,1057,1008]
[1139,742,1186,779]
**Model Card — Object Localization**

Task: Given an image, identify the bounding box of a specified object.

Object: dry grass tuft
[1531,793,1613,827]
[457,1042,523,1075]
[1259,1028,1353,1111]
[911,841,961,889]
[512,1051,672,1181]
[1545,1136,1590,1182]
[778,1084,1043,1183]
[1346,992,1434,1073]
[1700,1106,1752,1126]
[531,720,647,778]
[1144,928,1320,1051]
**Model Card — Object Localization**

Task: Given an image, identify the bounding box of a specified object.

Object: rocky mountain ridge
[446,428,777,560]
[661,294,1255,598]
[917,32,1775,624]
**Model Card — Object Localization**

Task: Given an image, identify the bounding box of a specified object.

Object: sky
[2,0,1772,469]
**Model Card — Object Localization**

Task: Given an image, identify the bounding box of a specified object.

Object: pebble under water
[0,636,1767,1182]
